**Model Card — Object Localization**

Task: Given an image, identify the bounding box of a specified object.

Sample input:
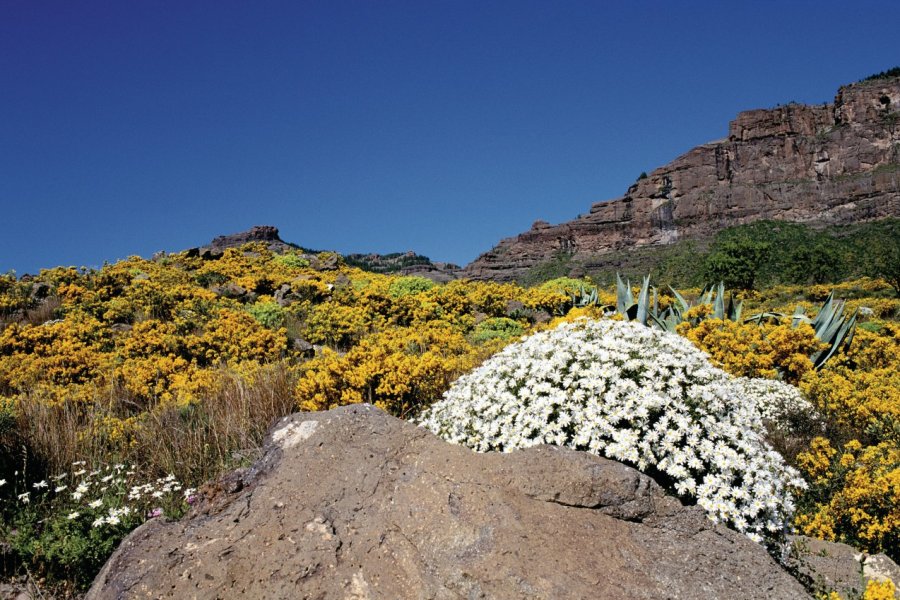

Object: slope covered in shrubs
[0,240,898,592]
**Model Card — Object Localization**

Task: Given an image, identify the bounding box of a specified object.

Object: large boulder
[87,405,810,599]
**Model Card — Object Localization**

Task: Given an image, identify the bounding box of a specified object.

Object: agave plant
[569,283,600,308]
[661,282,743,329]
[615,274,653,324]
[610,274,854,370]
[747,292,857,369]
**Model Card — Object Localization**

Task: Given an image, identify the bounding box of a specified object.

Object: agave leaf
[649,313,668,331]
[791,306,808,328]
[626,304,639,321]
[747,311,785,325]
[616,274,632,316]
[669,286,691,315]
[732,299,744,321]
[814,300,846,343]
[842,310,858,350]
[636,275,651,325]
[699,285,713,307]
[811,292,836,332]
[813,309,858,369]
[713,282,725,320]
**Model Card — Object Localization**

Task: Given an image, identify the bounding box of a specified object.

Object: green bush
[538,277,590,296]
[274,253,310,269]
[387,276,435,298]
[246,300,286,329]
[472,317,525,343]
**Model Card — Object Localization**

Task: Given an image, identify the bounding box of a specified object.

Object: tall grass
[3,362,299,487]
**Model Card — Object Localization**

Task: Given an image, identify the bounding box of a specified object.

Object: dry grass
[133,363,298,482]
[5,362,299,486]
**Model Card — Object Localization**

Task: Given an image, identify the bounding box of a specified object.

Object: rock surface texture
[465,76,900,281]
[787,535,900,599]
[87,405,810,599]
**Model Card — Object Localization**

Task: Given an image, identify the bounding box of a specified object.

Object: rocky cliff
[465,75,900,281]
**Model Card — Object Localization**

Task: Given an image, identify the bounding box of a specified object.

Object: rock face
[183,225,297,259]
[465,75,900,281]
[210,225,288,251]
[87,405,810,599]
[787,535,900,599]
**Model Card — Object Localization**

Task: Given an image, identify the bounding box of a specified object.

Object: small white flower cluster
[738,377,822,435]
[3,461,187,530]
[92,505,132,528]
[127,474,181,501]
[418,319,807,544]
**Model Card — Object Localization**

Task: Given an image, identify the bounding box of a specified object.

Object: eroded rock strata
[465,76,900,281]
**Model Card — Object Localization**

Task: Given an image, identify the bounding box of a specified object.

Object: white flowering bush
[740,377,822,434]
[0,462,194,587]
[419,319,807,546]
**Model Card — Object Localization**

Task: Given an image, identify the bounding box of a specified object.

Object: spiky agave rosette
[418,319,807,546]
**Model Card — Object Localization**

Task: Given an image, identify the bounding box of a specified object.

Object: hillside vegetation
[522,219,900,293]
[0,231,898,593]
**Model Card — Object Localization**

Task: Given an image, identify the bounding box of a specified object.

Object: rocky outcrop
[87,405,810,599]
[209,225,291,252]
[344,251,462,282]
[465,75,900,281]
[184,225,298,260]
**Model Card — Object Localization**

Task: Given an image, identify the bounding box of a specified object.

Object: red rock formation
[465,76,900,281]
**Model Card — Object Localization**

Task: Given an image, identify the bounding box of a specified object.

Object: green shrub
[274,253,310,269]
[387,276,435,298]
[246,300,286,329]
[704,238,770,289]
[862,66,900,82]
[538,277,589,296]
[472,317,525,343]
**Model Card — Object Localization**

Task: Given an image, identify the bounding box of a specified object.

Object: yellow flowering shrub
[801,367,900,435]
[0,273,36,317]
[847,298,900,319]
[862,579,897,600]
[79,414,142,448]
[677,319,823,383]
[0,313,113,404]
[304,302,377,348]
[295,323,490,417]
[677,318,775,378]
[4,246,900,576]
[199,309,287,364]
[520,286,571,315]
[796,440,900,558]
[800,326,900,436]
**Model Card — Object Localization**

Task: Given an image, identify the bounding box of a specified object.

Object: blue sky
[1,1,898,273]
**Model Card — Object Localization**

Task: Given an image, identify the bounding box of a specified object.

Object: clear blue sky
[2,1,898,273]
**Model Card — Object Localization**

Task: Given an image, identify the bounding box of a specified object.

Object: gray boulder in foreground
[87,405,810,599]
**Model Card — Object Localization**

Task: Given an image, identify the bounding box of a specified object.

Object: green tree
[704,239,770,289]
[864,220,900,295]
